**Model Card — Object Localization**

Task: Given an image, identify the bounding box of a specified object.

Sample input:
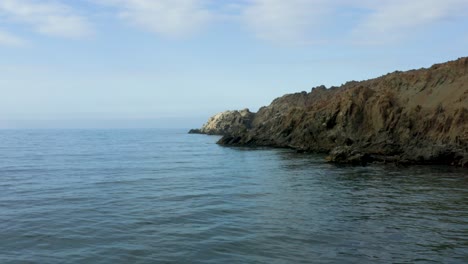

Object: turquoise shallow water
[0,129,467,263]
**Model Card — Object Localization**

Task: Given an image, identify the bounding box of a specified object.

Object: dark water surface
[0,129,467,263]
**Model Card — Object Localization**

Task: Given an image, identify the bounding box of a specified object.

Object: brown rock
[201,57,468,167]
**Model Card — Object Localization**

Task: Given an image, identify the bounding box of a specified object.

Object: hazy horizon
[0,117,205,129]
[1,0,467,129]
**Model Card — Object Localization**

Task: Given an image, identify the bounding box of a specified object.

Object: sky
[0,0,467,129]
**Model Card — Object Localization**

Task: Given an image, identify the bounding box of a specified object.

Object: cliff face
[194,57,468,167]
[189,108,254,135]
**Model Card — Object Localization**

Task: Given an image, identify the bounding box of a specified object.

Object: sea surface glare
[0,129,467,263]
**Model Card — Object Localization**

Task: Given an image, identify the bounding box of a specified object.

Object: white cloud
[0,0,465,45]
[98,0,212,37]
[0,0,92,38]
[243,0,335,44]
[352,0,468,44]
[241,0,468,45]
[0,29,25,46]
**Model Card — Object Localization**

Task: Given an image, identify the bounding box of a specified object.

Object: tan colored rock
[189,108,255,135]
[213,57,468,167]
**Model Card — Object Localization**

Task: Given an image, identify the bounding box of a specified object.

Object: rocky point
[190,58,468,167]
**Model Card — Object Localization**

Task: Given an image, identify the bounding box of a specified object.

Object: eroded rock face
[197,57,468,167]
[189,108,255,135]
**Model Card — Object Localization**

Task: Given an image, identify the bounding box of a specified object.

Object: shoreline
[190,57,468,168]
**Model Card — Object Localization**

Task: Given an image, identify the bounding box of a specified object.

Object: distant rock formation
[189,108,255,135]
[192,57,468,167]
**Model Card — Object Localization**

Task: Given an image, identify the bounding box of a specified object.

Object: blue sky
[1,0,467,128]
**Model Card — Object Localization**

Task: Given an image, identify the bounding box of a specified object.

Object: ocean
[0,129,467,263]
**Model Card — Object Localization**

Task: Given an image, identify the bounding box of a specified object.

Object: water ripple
[0,129,467,263]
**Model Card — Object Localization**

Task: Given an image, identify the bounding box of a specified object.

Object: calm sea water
[0,129,467,263]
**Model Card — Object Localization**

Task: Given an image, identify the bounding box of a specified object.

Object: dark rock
[188,129,202,134]
[326,146,372,165]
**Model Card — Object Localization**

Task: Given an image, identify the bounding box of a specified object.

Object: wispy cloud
[0,0,466,45]
[97,0,213,37]
[242,0,335,44]
[352,0,468,44]
[0,29,25,46]
[0,0,92,39]
[241,0,468,45]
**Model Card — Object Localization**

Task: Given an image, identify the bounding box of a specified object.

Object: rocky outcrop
[189,108,255,135]
[195,57,468,167]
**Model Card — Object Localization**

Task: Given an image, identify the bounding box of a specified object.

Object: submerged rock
[326,146,372,165]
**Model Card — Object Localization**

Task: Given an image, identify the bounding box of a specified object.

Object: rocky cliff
[189,108,254,135]
[191,57,468,167]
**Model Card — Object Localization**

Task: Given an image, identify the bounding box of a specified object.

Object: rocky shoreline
[190,58,468,167]
[188,108,254,135]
